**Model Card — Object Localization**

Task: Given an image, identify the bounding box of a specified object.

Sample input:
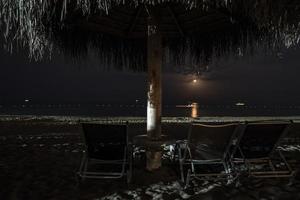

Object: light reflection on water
[191,103,198,118]
[0,104,300,117]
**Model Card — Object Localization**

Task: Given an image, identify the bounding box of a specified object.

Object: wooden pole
[146,10,163,171]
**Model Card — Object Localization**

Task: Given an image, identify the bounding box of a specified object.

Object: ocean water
[0,104,300,117]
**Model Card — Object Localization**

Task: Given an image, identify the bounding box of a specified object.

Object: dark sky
[0,46,300,105]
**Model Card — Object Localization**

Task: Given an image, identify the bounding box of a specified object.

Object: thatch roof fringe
[0,0,300,67]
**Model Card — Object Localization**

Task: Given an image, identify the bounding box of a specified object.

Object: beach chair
[232,121,294,178]
[176,123,240,186]
[78,123,133,183]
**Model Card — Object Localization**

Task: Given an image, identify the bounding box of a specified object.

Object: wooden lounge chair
[232,120,294,178]
[176,123,240,187]
[78,123,133,183]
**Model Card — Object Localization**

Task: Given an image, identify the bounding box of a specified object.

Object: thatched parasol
[1,0,300,170]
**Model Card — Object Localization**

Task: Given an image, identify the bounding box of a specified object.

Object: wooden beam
[74,20,126,38]
[70,21,185,38]
[182,17,231,30]
[167,6,185,37]
[127,6,143,35]
[184,20,232,34]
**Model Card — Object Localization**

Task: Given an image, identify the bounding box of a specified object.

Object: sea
[0,103,300,117]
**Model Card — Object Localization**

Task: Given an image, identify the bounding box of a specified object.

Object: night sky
[0,46,300,106]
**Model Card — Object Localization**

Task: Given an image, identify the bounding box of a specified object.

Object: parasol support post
[146,9,163,171]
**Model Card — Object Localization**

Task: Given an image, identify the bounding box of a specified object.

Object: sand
[0,118,300,200]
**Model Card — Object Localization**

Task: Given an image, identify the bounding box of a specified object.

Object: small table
[132,134,177,169]
[133,134,174,150]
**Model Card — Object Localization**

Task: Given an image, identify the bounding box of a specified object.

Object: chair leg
[288,169,298,186]
[78,153,85,173]
[127,152,133,184]
[173,143,179,163]
[185,169,191,189]
[278,150,293,173]
[127,156,133,184]
[246,160,252,176]
[179,161,185,183]
[222,162,231,183]
[223,161,230,174]
[268,159,276,172]
[78,153,86,175]
[127,168,132,184]
[120,159,126,177]
[177,145,185,183]
[82,158,89,180]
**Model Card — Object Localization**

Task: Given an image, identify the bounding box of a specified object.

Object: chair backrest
[82,123,128,160]
[187,123,239,160]
[236,121,291,159]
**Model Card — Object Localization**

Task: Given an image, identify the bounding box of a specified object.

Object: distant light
[25,99,30,102]
[235,102,245,106]
[193,79,197,83]
[135,99,139,103]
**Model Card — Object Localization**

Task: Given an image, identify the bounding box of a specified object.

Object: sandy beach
[0,117,300,200]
